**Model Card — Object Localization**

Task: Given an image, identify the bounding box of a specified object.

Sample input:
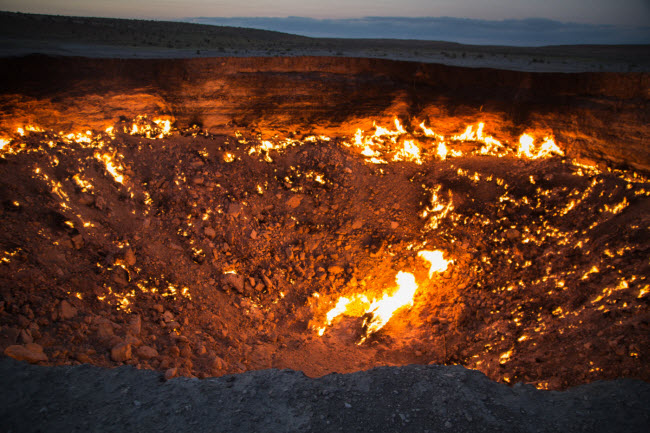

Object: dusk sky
[2,0,649,45]
[2,0,649,26]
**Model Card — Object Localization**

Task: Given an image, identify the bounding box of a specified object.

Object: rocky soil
[1,116,648,392]
[1,357,649,433]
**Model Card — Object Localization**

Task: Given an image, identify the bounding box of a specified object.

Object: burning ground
[1,115,648,390]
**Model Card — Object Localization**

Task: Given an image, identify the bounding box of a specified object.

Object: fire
[451,122,505,156]
[125,116,173,139]
[315,249,450,342]
[315,271,419,343]
[95,152,124,184]
[317,296,354,336]
[359,271,417,343]
[421,185,454,230]
[0,138,9,153]
[437,141,448,160]
[517,134,563,159]
[393,139,422,164]
[349,118,562,164]
[417,250,450,278]
[153,118,172,137]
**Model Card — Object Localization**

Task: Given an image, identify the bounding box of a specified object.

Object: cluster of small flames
[0,114,567,340]
[345,118,563,164]
[0,116,180,312]
[8,113,641,350]
[1,116,173,185]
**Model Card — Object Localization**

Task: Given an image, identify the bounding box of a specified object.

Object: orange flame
[315,250,451,342]
[517,134,563,159]
[417,250,450,278]
[358,271,418,343]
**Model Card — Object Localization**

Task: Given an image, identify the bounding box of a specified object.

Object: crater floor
[1,117,648,390]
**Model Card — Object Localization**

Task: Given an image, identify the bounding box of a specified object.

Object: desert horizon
[1,11,649,72]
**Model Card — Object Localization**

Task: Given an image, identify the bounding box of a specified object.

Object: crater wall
[0,55,648,170]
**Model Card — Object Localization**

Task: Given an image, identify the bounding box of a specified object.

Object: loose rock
[4,343,47,363]
[110,343,132,362]
[58,300,77,320]
[136,346,158,360]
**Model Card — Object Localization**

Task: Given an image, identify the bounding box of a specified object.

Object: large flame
[315,250,450,343]
[359,271,418,343]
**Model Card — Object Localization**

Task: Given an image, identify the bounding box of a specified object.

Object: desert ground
[1,11,649,72]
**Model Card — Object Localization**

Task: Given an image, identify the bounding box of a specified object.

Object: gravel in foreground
[1,357,649,433]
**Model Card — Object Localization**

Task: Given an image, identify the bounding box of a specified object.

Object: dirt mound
[1,358,649,433]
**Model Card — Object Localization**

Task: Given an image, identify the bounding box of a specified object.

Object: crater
[0,55,648,390]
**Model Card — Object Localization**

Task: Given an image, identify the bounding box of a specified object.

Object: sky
[1,0,649,45]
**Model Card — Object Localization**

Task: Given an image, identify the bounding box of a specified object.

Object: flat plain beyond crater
[1,11,650,72]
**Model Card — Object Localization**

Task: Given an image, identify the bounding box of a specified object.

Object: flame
[315,271,419,342]
[317,296,353,336]
[153,118,172,137]
[95,152,124,184]
[359,271,417,343]
[419,121,442,139]
[421,185,454,230]
[393,139,422,164]
[0,138,10,153]
[315,249,451,342]
[126,116,173,139]
[451,122,504,156]
[517,134,563,159]
[437,141,448,160]
[417,250,450,278]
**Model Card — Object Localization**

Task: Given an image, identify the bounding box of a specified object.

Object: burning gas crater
[1,114,648,390]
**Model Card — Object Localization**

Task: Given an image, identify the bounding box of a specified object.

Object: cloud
[182,16,650,46]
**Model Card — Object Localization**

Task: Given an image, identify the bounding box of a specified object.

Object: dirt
[1,116,648,392]
[1,11,649,72]
[1,357,649,433]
